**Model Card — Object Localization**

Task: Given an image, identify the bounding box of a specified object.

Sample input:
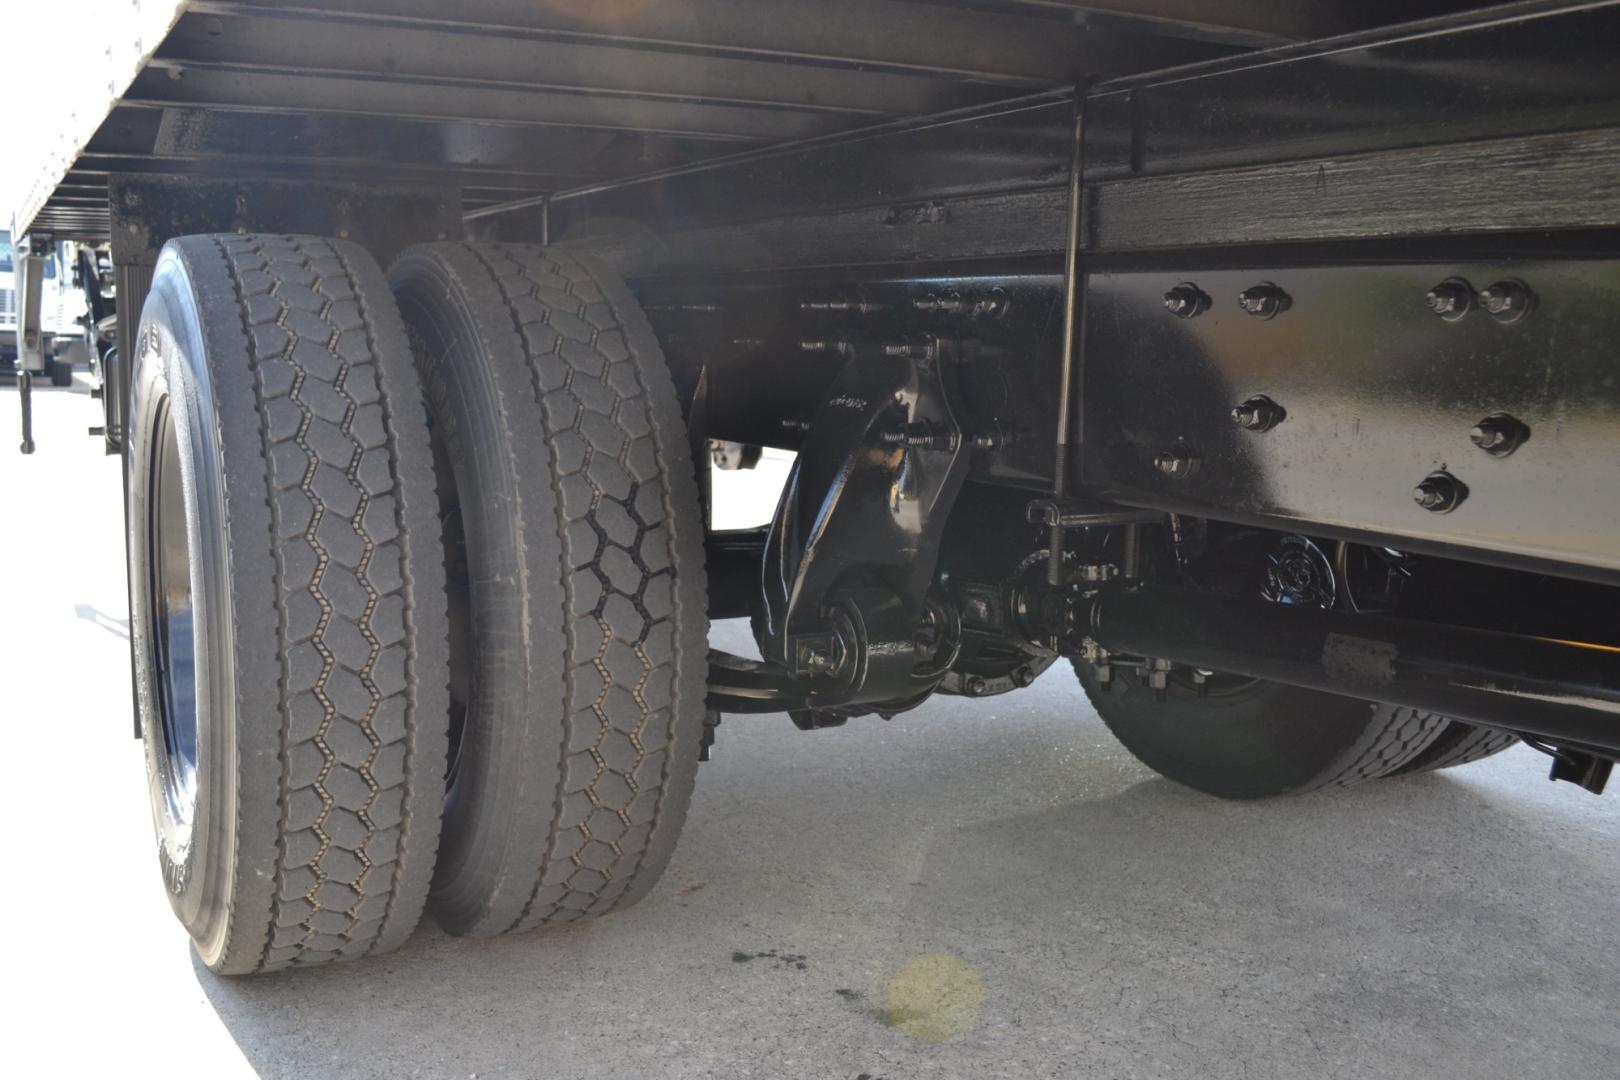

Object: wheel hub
[149,397,199,834]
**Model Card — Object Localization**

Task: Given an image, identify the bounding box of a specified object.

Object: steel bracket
[708,332,974,716]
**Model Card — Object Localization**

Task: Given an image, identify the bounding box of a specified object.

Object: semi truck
[9,0,1618,974]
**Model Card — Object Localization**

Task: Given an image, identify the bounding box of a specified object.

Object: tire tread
[1318,705,1449,789]
[400,241,704,935]
[1392,721,1520,776]
[211,234,443,971]
[1074,662,1449,797]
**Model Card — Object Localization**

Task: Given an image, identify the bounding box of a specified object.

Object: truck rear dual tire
[389,243,708,937]
[1390,721,1519,775]
[1074,663,1450,799]
[129,234,706,967]
[128,235,449,973]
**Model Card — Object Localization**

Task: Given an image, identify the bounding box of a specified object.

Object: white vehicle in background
[0,229,90,387]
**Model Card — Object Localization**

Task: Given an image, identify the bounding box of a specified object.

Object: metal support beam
[1047,94,1085,585]
[1088,586,1620,756]
[708,334,977,721]
[758,335,972,701]
[113,262,154,440]
[13,233,51,454]
[109,176,462,266]
[14,233,48,374]
[540,3,1620,279]
[1079,255,1620,586]
[113,260,154,738]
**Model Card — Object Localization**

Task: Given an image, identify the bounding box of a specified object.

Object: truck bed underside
[21,0,1490,239]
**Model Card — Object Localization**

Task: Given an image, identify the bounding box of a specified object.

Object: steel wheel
[145,394,200,844]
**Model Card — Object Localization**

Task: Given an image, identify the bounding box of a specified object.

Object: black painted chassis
[539,2,1620,782]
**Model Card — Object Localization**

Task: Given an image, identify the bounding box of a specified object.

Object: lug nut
[1238,283,1290,320]
[1478,280,1533,324]
[1425,278,1473,321]
[963,674,987,696]
[1162,283,1209,319]
[1470,412,1529,457]
[1231,395,1285,432]
[1153,443,1202,480]
[1012,666,1036,688]
[974,289,1009,319]
[1148,658,1172,694]
[1413,470,1468,513]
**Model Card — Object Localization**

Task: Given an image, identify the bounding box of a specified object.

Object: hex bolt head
[1425,278,1474,321]
[1478,280,1534,324]
[963,675,988,696]
[1162,283,1210,319]
[1238,282,1291,320]
[1011,666,1036,688]
[1153,442,1202,480]
[1470,412,1529,456]
[1413,470,1468,513]
[1231,395,1286,432]
[974,289,1010,319]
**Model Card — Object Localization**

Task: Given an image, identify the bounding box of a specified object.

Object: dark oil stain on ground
[730,948,809,970]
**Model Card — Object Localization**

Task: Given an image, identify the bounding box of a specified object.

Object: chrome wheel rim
[149,396,200,832]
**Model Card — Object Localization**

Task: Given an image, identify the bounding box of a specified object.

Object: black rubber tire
[1389,721,1519,775]
[128,234,449,973]
[1074,662,1448,799]
[47,357,73,386]
[389,242,707,937]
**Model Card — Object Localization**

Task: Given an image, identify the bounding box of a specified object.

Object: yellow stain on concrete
[886,953,985,1041]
